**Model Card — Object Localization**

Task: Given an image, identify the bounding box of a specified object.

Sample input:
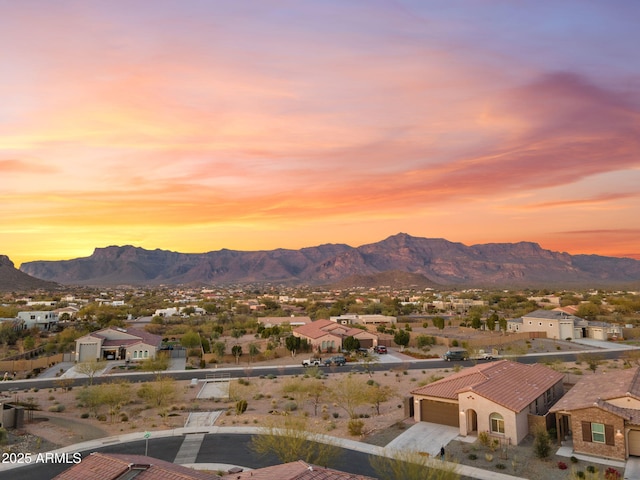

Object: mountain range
[0,255,60,292]
[13,233,640,288]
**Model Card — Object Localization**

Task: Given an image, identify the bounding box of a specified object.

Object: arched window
[144,350,149,358]
[490,412,505,434]
[133,351,138,359]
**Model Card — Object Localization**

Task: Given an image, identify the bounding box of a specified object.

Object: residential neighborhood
[1,284,640,479]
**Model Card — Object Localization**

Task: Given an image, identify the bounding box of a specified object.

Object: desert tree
[252,417,341,467]
[370,449,459,480]
[393,329,410,351]
[342,335,360,353]
[329,373,368,419]
[367,383,396,416]
[285,335,301,357]
[75,359,106,386]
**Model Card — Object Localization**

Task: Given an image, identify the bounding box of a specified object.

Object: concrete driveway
[385,422,461,457]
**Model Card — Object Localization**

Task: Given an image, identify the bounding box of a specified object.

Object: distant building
[507,309,622,340]
[330,314,396,326]
[16,311,59,331]
[257,316,312,328]
[75,327,162,362]
[293,319,378,352]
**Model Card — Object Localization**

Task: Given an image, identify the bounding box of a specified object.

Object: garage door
[420,400,459,427]
[629,430,640,456]
[77,343,97,362]
[358,338,373,348]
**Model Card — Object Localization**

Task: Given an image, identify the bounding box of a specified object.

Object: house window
[591,423,605,443]
[133,351,138,359]
[546,389,553,405]
[490,413,505,434]
[144,350,149,358]
[581,421,614,446]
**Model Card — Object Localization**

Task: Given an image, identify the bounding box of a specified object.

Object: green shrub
[80,412,90,419]
[533,427,551,459]
[478,431,490,447]
[48,404,65,412]
[235,399,248,415]
[97,414,107,422]
[468,453,477,460]
[347,419,364,436]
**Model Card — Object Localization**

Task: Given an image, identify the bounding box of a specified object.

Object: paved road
[4,434,383,480]
[0,349,630,393]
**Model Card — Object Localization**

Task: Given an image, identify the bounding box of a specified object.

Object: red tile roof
[53,453,219,480]
[230,460,375,480]
[411,360,564,412]
[550,366,640,421]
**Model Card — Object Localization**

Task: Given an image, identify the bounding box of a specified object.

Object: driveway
[385,422,461,457]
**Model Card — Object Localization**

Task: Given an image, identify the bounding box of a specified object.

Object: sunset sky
[2,1,640,267]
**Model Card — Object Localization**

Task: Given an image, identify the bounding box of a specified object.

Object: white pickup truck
[301,358,322,367]
[471,350,494,360]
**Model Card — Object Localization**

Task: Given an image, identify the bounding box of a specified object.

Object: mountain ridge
[15,233,640,287]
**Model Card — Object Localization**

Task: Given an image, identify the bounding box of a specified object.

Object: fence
[0,352,73,374]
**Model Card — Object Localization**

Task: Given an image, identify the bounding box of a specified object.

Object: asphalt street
[3,434,381,480]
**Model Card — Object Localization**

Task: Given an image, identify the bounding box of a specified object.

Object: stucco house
[293,319,378,352]
[258,316,312,328]
[507,309,622,341]
[75,327,162,362]
[16,311,59,331]
[550,367,640,461]
[330,314,397,326]
[411,360,564,445]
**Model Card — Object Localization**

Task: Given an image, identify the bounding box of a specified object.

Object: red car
[374,345,387,354]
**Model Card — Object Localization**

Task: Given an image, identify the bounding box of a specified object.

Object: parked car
[442,349,469,361]
[356,348,369,356]
[471,349,494,360]
[323,355,346,366]
[373,345,387,354]
[301,358,322,367]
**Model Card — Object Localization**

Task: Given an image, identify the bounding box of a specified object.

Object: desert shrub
[347,419,364,436]
[533,427,551,459]
[120,413,129,422]
[48,404,65,412]
[80,412,90,419]
[468,453,477,460]
[97,414,107,422]
[283,401,297,412]
[576,471,585,479]
[478,430,490,447]
[571,456,579,463]
[587,465,597,474]
[235,399,248,415]
[496,463,506,470]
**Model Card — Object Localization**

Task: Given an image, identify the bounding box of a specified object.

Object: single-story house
[330,314,397,326]
[507,309,622,341]
[258,316,312,328]
[293,319,378,352]
[411,360,564,445]
[550,367,640,461]
[75,327,162,362]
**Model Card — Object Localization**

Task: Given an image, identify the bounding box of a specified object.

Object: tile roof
[293,320,343,340]
[550,367,640,420]
[411,360,564,412]
[230,460,375,480]
[53,453,219,480]
[87,327,162,347]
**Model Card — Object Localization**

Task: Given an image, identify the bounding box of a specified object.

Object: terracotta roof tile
[53,453,219,480]
[550,367,640,414]
[231,460,375,480]
[411,360,564,412]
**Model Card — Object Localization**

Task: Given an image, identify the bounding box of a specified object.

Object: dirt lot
[2,337,629,479]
